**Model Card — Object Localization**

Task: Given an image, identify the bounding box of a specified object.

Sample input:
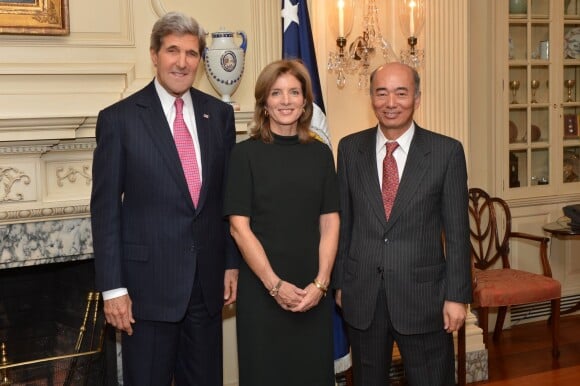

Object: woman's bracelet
[269,280,283,297]
[313,279,328,297]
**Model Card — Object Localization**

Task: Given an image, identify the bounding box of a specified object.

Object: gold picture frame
[0,0,69,35]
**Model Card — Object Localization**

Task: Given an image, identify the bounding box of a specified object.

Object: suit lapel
[190,88,212,214]
[137,82,195,211]
[386,126,430,229]
[356,130,388,228]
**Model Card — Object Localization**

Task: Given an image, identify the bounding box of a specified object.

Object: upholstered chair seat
[474,268,561,307]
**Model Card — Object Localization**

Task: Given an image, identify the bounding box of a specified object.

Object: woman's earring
[264,110,269,117]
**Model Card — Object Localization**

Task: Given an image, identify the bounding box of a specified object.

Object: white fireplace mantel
[0,111,252,226]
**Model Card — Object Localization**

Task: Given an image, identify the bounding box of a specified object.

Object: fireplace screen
[0,291,106,386]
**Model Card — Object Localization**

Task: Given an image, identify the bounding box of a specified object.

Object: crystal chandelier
[327,0,425,89]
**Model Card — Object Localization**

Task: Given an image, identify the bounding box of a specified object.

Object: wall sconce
[328,0,396,89]
[398,0,425,68]
[327,0,355,88]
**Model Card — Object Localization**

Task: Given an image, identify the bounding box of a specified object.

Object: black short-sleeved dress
[224,133,339,386]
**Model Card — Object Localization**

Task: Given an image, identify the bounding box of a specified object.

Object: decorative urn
[203,29,247,109]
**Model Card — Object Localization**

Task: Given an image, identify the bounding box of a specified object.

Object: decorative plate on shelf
[509,120,518,143]
[565,27,580,59]
[531,124,541,142]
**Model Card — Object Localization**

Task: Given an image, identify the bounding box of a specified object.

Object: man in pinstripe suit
[334,63,472,386]
[90,12,239,385]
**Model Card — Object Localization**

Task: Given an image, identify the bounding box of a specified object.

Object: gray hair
[150,11,206,54]
[369,64,421,97]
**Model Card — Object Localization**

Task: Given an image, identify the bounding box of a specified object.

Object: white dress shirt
[375,123,415,188]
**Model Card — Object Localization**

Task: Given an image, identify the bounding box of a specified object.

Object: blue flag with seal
[281,0,351,374]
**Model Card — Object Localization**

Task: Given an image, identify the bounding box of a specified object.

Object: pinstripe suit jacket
[90,81,239,322]
[334,125,472,334]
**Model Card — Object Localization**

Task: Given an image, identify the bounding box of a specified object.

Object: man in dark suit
[334,62,472,386]
[90,12,239,386]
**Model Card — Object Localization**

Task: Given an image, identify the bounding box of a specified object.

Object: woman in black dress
[224,59,340,386]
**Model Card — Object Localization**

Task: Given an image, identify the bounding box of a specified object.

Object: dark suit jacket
[333,125,472,334]
[90,81,239,322]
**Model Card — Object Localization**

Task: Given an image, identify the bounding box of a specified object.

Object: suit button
[384,237,389,243]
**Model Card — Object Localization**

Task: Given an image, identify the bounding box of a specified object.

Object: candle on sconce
[338,0,345,37]
[409,1,416,36]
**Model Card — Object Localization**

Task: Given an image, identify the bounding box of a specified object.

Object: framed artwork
[0,0,69,35]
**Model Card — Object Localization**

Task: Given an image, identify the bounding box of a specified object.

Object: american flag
[281,0,331,148]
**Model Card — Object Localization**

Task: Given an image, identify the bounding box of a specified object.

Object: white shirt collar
[153,78,193,118]
[375,122,416,155]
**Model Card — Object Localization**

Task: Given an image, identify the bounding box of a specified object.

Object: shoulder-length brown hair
[249,59,314,143]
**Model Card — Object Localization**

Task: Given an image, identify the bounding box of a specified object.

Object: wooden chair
[457,188,561,384]
[467,187,561,357]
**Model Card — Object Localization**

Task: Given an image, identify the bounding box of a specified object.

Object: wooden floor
[472,314,580,385]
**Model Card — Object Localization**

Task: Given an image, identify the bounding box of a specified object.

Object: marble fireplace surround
[0,217,113,384]
[0,217,93,270]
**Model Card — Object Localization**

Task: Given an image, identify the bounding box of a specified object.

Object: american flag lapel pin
[203,113,210,119]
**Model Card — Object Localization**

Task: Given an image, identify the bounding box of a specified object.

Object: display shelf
[498,0,580,196]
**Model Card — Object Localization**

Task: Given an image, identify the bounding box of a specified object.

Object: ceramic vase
[204,30,247,108]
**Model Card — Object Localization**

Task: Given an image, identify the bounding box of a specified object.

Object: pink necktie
[173,97,201,207]
[382,142,399,220]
